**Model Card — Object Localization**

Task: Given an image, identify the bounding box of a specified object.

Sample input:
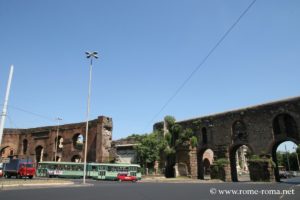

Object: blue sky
[0,0,300,153]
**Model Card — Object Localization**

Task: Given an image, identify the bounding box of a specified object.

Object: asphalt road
[0,179,300,200]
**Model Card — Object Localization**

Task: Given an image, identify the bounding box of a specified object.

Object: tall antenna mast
[0,65,14,147]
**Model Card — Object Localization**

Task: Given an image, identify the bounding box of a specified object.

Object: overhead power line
[0,104,55,122]
[146,0,257,128]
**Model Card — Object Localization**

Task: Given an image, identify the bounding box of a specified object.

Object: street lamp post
[83,51,98,184]
[54,117,62,162]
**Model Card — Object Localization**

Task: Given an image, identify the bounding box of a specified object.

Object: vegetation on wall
[130,115,199,172]
[164,115,198,150]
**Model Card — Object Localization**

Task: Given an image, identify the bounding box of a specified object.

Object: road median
[0,179,74,189]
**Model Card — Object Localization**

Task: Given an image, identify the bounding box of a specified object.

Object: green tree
[126,133,147,142]
[135,131,167,169]
[277,151,300,171]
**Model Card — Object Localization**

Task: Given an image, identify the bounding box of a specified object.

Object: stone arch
[271,138,300,182]
[23,139,28,154]
[272,113,299,140]
[0,146,15,158]
[229,144,252,182]
[271,113,300,181]
[72,133,84,150]
[35,145,44,163]
[197,147,214,179]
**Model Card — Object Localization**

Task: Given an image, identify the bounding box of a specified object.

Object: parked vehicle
[117,172,137,182]
[279,171,288,178]
[3,158,35,179]
[0,162,3,177]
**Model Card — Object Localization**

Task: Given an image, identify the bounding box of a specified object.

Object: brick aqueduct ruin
[1,116,113,163]
[154,96,300,182]
[1,97,300,182]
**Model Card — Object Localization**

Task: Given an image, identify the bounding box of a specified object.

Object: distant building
[110,138,138,164]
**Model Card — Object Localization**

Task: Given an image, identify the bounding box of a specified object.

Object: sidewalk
[140,176,223,183]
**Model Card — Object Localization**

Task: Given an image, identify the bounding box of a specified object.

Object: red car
[117,173,137,182]
[0,163,3,177]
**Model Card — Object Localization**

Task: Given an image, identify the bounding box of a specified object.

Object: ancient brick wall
[154,96,300,181]
[0,116,112,164]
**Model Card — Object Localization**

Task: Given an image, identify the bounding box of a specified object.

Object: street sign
[0,158,10,163]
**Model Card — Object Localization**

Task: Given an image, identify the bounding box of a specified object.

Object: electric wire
[145,0,257,129]
[0,104,55,122]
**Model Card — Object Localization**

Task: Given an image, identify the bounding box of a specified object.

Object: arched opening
[272,140,300,182]
[54,136,64,151]
[198,148,214,180]
[230,144,251,182]
[73,133,84,150]
[165,154,176,178]
[23,139,28,154]
[202,128,207,145]
[0,146,14,158]
[71,155,81,163]
[35,145,44,163]
[272,113,300,181]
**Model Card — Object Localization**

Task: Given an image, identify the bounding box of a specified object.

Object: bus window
[64,165,71,170]
[78,165,83,171]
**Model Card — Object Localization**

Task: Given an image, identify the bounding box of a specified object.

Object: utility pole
[0,65,14,147]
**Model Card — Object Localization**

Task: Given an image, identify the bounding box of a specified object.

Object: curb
[1,182,74,188]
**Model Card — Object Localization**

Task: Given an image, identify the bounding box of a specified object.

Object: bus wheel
[29,176,33,179]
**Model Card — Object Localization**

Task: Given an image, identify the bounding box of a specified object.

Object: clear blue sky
[0,0,300,151]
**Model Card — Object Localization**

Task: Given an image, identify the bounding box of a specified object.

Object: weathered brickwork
[154,97,300,181]
[0,116,113,164]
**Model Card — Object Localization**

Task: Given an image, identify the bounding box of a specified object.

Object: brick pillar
[224,164,232,182]
[189,148,198,179]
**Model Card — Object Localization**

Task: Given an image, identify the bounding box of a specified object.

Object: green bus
[89,163,141,181]
[36,161,142,180]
